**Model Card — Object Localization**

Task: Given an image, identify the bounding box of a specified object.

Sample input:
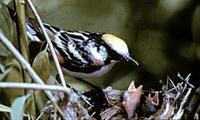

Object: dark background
[1,0,200,90]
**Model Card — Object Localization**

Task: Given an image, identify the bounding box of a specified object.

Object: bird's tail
[6,5,47,63]
[6,5,18,22]
[6,5,43,42]
[26,18,45,42]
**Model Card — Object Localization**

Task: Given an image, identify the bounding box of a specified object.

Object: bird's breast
[62,60,118,79]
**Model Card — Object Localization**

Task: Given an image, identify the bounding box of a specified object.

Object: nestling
[26,18,139,79]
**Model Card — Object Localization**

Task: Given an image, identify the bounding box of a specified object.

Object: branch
[0,32,67,119]
[173,88,192,119]
[15,0,31,83]
[26,0,67,89]
[0,82,69,93]
[14,0,35,116]
[15,0,29,60]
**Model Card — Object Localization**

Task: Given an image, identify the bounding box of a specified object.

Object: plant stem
[0,82,69,93]
[15,0,35,117]
[0,32,67,119]
[26,0,67,89]
[15,0,31,82]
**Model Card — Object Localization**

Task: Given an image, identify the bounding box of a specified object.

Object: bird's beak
[124,55,139,66]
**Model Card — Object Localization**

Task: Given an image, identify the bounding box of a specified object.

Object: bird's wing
[46,26,109,67]
[26,19,112,71]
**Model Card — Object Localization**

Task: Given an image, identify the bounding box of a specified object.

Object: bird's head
[102,34,139,66]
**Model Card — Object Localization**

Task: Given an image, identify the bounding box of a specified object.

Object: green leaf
[2,57,24,102]
[0,104,28,117]
[32,49,55,83]
[0,1,14,57]
[11,93,32,120]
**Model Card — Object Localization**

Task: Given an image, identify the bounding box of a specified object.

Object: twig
[177,73,194,95]
[36,110,45,120]
[178,73,194,88]
[14,0,28,58]
[0,32,66,119]
[177,72,184,80]
[173,88,192,119]
[14,0,34,116]
[36,105,52,120]
[167,82,183,93]
[26,0,67,89]
[167,73,194,93]
[15,0,31,82]
[167,76,177,92]
[0,82,69,93]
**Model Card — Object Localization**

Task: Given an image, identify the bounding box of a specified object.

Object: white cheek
[86,43,108,62]
[90,47,103,61]
[98,46,108,61]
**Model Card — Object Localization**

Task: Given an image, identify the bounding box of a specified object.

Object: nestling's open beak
[124,55,139,66]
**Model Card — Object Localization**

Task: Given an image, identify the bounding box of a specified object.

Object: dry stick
[14,0,28,58]
[167,73,194,93]
[15,0,31,82]
[178,73,194,88]
[26,0,67,89]
[14,0,35,117]
[0,32,67,120]
[173,88,192,119]
[0,82,69,93]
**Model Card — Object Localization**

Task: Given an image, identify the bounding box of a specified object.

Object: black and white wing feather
[27,19,117,74]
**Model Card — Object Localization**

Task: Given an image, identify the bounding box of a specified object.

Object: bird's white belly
[62,61,118,79]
